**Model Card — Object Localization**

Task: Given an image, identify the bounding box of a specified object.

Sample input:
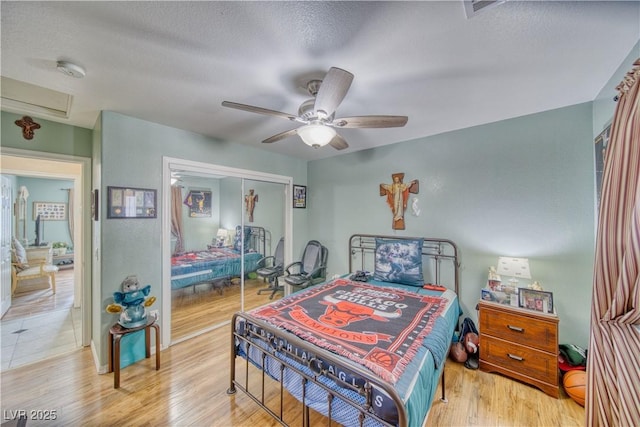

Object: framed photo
[518,288,554,314]
[184,189,212,218]
[107,186,157,219]
[33,201,67,220]
[293,184,307,209]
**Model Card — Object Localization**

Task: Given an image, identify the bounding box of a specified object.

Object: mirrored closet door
[163,158,292,346]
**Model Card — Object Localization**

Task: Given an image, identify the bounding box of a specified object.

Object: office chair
[256,237,285,299]
[283,240,328,291]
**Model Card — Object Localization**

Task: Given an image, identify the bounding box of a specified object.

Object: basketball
[563,370,586,406]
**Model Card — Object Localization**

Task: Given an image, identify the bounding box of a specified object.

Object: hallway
[1,269,81,371]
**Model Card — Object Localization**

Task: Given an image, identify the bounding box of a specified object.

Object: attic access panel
[1,76,73,119]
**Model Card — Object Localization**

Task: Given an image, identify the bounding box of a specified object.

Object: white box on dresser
[478,300,560,398]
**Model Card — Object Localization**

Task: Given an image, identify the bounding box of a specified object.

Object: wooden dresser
[478,300,559,398]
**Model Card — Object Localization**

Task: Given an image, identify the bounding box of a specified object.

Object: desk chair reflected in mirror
[283,240,328,291]
[256,237,285,299]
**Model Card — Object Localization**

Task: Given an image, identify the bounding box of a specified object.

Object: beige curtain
[66,188,74,241]
[586,58,640,426]
[171,186,185,255]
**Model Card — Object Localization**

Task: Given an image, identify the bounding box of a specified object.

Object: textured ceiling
[1,1,639,160]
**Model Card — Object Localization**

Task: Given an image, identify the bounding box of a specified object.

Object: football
[463,332,479,354]
[563,370,586,406]
[449,342,468,363]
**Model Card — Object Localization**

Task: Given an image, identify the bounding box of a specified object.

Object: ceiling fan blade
[262,128,299,144]
[222,101,298,121]
[329,133,349,150]
[333,115,408,129]
[313,67,354,118]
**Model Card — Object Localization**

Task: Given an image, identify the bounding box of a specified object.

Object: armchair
[11,238,58,295]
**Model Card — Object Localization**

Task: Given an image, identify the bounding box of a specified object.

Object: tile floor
[0,306,82,371]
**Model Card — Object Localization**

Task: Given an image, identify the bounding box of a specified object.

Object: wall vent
[463,0,506,19]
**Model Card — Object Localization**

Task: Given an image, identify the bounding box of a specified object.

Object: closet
[162,157,292,346]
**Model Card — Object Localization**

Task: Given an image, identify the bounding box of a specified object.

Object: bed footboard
[228,311,409,427]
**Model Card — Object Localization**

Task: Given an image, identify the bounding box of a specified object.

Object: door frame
[0,147,91,346]
[1,176,12,317]
[162,156,293,346]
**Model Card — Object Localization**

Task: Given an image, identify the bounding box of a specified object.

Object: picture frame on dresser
[518,288,554,314]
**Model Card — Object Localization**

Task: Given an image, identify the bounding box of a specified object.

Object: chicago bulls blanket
[250,278,446,384]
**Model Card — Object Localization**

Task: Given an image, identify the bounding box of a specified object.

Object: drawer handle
[507,353,524,361]
[507,324,524,333]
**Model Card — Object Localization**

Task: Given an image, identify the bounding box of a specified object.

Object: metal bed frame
[228,234,460,427]
[239,225,269,257]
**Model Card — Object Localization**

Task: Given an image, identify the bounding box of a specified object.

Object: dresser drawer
[479,305,557,353]
[480,335,558,385]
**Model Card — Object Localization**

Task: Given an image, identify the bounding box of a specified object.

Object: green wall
[178,176,222,252]
[14,176,74,246]
[308,102,596,347]
[1,111,92,157]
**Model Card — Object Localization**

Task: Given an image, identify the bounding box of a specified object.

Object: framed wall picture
[107,186,157,219]
[518,288,554,314]
[33,201,67,220]
[184,189,212,218]
[293,184,307,209]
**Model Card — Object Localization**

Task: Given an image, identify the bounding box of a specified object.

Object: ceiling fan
[221,67,408,150]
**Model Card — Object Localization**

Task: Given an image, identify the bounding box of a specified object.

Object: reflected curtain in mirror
[63,188,74,242]
[171,186,185,255]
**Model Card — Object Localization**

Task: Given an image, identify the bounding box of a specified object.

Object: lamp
[297,122,336,148]
[496,257,531,288]
[216,228,229,247]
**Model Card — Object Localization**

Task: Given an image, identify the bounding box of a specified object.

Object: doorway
[162,157,293,346]
[0,148,91,370]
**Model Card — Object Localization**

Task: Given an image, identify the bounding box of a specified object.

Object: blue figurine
[106,275,156,328]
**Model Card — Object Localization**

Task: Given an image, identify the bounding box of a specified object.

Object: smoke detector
[56,61,85,78]
[463,0,507,19]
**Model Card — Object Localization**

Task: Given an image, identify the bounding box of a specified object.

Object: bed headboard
[348,234,460,295]
[246,225,269,256]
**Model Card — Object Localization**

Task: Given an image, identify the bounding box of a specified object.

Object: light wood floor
[2,268,75,321]
[1,325,585,426]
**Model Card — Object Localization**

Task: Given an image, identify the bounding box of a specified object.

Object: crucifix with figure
[379,173,419,230]
[245,189,258,222]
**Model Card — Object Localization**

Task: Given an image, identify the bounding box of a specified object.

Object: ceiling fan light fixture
[298,123,335,148]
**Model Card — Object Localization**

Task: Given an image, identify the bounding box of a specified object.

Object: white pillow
[11,237,28,266]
